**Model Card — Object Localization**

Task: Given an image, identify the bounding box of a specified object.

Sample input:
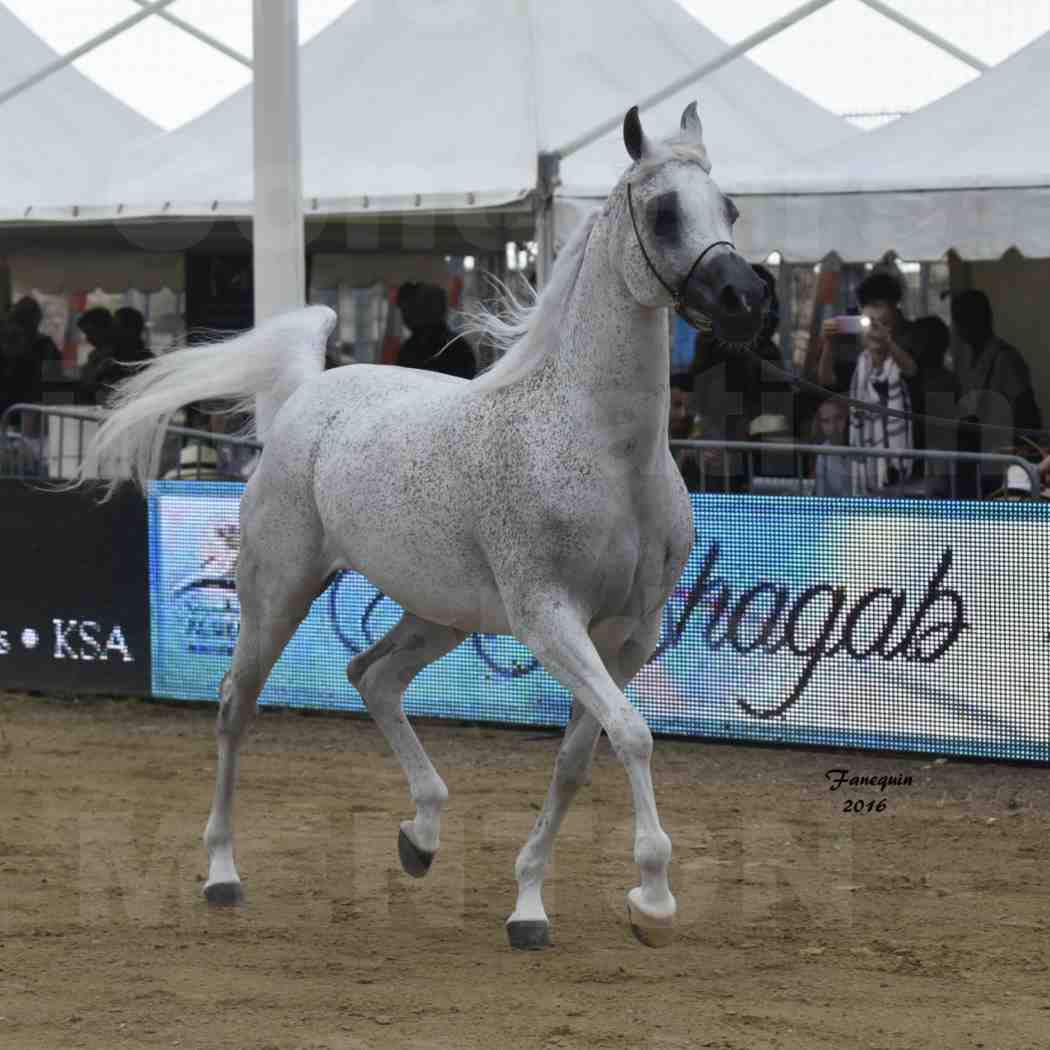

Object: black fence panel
[0,480,150,695]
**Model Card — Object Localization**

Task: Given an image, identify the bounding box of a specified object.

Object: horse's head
[614,103,768,346]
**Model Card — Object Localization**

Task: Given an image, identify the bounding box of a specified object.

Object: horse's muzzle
[683,249,769,344]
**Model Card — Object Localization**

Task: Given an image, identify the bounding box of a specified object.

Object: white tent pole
[252,0,305,323]
[857,0,988,72]
[0,0,179,108]
[128,0,253,68]
[552,0,837,160]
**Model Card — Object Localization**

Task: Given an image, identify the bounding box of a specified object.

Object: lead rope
[741,342,1047,446]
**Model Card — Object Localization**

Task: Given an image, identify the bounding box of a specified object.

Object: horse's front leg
[508,598,675,948]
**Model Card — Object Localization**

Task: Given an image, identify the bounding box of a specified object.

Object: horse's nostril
[719,284,745,314]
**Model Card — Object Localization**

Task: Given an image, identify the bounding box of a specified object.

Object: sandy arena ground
[2,689,1049,1050]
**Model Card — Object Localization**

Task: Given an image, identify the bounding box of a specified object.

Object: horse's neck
[548,215,670,443]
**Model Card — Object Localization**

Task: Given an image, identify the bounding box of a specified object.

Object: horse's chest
[599,472,694,612]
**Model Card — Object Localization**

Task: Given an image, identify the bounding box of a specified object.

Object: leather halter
[626,181,735,331]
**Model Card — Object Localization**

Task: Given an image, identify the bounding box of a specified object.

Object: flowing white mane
[466,207,601,389]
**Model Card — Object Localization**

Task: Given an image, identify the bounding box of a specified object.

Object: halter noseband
[626,181,735,330]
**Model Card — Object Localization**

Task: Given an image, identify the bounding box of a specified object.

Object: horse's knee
[619,637,653,679]
[347,636,397,691]
[349,628,433,697]
[216,678,257,740]
[554,728,601,793]
[353,645,429,707]
[608,709,653,766]
[554,754,590,794]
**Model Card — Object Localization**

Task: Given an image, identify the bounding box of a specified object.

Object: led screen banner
[148,481,1050,762]
[0,480,150,694]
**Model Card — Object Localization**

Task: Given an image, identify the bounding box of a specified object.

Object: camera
[831,314,871,336]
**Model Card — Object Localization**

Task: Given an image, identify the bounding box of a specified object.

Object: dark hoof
[506,920,553,951]
[398,828,434,878]
[204,881,244,907]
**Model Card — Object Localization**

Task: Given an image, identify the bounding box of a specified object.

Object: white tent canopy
[731,30,1050,261]
[0,1,158,214]
[4,0,858,227]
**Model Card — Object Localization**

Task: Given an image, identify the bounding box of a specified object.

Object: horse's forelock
[669,141,711,172]
[632,141,711,178]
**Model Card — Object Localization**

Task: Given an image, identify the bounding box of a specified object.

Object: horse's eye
[724,196,740,226]
[650,192,678,239]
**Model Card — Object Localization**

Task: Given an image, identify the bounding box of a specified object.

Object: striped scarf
[848,350,912,494]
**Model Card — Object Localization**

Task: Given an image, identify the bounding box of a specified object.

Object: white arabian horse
[82,103,767,949]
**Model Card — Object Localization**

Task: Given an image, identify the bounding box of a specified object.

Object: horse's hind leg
[203,498,327,906]
[348,614,465,876]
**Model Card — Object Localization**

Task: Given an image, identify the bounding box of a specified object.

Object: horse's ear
[623,106,648,162]
[680,100,711,171]
[680,101,703,143]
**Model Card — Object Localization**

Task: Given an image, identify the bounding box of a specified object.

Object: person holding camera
[819,271,917,495]
[817,270,917,388]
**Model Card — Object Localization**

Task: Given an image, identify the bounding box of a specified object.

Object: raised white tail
[78,305,336,497]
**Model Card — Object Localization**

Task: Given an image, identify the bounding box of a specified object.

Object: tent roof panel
[11,0,858,219]
[757,29,1050,194]
[0,2,158,207]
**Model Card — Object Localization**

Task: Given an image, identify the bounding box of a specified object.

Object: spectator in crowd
[79,306,155,404]
[747,264,795,421]
[0,296,61,413]
[817,270,917,386]
[951,289,1041,444]
[0,315,34,418]
[9,296,61,370]
[811,398,851,497]
[113,306,153,363]
[906,315,960,497]
[0,302,51,473]
[169,403,256,481]
[826,272,917,495]
[396,282,477,379]
[907,316,958,444]
[671,315,697,373]
[669,372,701,491]
[162,442,232,482]
[77,307,119,404]
[690,332,747,490]
[747,412,796,486]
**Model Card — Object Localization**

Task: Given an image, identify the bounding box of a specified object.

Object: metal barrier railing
[0,403,263,482]
[670,439,1043,500]
[2,404,1041,498]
